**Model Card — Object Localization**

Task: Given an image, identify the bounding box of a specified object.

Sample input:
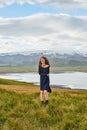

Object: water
[0,72,87,90]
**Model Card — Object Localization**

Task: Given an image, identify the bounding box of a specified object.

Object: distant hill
[0,51,87,68]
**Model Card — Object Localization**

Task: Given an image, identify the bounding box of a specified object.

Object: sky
[0,0,87,54]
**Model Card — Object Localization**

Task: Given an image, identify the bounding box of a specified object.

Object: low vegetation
[0,79,87,130]
[51,66,87,73]
[0,66,87,73]
[0,66,37,73]
[0,78,31,86]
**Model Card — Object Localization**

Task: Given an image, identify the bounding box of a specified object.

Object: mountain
[0,51,87,68]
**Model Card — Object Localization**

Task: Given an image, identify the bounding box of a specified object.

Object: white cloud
[0,13,87,54]
[0,0,87,9]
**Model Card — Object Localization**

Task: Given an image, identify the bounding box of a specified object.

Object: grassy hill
[0,78,87,130]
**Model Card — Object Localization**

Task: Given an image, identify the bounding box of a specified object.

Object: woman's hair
[39,56,50,67]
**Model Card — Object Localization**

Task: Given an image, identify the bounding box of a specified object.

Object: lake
[0,72,87,90]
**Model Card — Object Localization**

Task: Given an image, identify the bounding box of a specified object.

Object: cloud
[37,0,87,11]
[0,13,87,54]
[0,0,87,9]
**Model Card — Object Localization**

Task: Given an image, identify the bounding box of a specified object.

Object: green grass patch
[0,66,87,73]
[0,78,33,86]
[0,66,36,73]
[51,66,87,72]
[0,88,87,130]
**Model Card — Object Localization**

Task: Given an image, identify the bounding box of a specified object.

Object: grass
[0,78,39,94]
[0,66,87,73]
[0,66,37,73]
[51,66,87,73]
[0,78,32,86]
[0,79,87,130]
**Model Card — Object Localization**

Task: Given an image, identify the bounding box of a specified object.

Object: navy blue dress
[38,66,50,91]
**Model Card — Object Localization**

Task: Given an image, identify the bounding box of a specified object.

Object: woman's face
[40,58,45,64]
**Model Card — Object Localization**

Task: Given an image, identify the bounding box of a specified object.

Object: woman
[38,56,50,105]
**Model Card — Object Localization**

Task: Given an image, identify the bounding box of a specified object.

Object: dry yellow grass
[0,84,79,95]
[0,85,40,94]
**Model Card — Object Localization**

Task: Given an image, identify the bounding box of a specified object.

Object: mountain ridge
[0,51,87,68]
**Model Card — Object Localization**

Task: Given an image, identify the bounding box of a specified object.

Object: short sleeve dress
[38,66,50,91]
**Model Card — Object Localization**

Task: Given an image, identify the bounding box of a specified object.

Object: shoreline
[50,84,71,89]
[50,85,87,91]
[0,71,87,74]
[0,72,87,90]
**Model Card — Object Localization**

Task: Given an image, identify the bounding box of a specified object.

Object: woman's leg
[40,91,44,102]
[44,90,48,101]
